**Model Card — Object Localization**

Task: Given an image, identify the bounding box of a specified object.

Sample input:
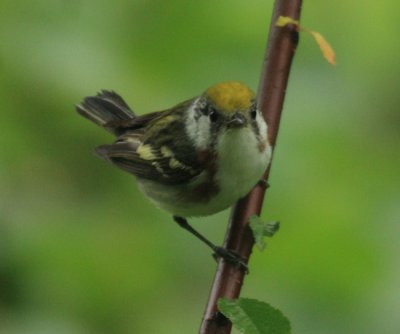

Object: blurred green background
[0,0,399,333]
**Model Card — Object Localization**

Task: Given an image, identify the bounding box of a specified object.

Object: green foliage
[218,298,291,334]
[249,215,280,251]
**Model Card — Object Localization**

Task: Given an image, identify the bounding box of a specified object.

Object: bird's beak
[227,112,247,128]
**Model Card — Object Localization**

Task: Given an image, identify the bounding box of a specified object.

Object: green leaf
[249,215,280,251]
[275,15,299,27]
[218,298,291,334]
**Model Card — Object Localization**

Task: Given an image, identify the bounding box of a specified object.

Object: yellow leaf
[310,31,336,65]
[275,16,336,66]
[276,16,299,27]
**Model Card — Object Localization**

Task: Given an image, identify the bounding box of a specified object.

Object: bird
[76,81,272,270]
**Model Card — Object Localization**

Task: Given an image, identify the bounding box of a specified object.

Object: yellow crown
[205,82,255,113]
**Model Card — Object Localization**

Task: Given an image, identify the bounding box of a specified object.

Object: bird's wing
[96,99,204,184]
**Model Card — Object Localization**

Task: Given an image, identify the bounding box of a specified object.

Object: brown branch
[199,1,303,333]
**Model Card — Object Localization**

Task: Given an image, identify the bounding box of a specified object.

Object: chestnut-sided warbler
[76,82,272,269]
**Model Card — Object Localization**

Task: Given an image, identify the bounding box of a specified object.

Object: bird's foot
[212,246,249,274]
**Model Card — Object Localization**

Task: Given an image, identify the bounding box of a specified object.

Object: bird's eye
[250,107,257,120]
[209,108,218,122]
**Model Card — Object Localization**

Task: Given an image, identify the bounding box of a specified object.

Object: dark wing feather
[104,111,164,131]
[95,99,204,184]
[95,140,171,181]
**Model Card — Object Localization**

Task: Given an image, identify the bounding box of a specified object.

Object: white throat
[212,126,271,210]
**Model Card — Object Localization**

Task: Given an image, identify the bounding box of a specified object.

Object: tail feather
[76,90,135,135]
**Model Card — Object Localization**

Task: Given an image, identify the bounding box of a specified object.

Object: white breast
[210,127,271,212]
[137,121,271,217]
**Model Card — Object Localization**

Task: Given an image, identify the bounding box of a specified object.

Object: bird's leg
[173,216,248,273]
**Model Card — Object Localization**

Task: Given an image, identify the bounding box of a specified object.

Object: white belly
[201,127,270,214]
[139,127,271,217]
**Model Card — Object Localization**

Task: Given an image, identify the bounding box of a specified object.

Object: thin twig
[199,0,303,333]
